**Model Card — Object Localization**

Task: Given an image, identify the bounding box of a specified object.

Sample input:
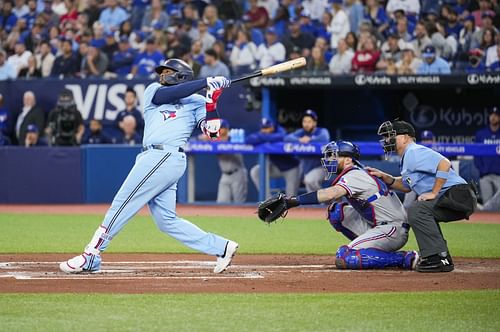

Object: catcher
[257,140,418,270]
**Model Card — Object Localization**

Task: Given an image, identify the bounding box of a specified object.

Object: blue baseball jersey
[400,143,467,196]
[142,82,205,147]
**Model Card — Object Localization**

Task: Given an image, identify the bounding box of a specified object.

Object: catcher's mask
[155,58,194,86]
[321,141,361,180]
[377,120,416,159]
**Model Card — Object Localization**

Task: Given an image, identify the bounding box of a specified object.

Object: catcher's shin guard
[335,246,412,269]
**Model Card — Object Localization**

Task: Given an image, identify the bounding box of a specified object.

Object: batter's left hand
[202,119,221,140]
[418,192,437,201]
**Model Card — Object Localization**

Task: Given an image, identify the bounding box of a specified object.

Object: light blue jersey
[400,143,466,196]
[142,82,205,147]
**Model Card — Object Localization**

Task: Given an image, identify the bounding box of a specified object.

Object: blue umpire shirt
[400,143,466,196]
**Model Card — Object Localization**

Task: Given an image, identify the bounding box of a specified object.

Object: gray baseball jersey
[216,153,248,203]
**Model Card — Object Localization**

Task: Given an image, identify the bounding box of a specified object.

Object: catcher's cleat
[416,253,454,273]
[214,240,239,273]
[59,252,101,274]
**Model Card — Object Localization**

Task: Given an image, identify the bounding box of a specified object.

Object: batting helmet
[155,58,194,85]
[321,141,361,180]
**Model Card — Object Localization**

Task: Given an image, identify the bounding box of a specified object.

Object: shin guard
[335,246,406,269]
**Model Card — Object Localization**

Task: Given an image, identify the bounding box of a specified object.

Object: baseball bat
[231,57,307,83]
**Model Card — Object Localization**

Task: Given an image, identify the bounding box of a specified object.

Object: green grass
[0,291,499,332]
[0,214,499,257]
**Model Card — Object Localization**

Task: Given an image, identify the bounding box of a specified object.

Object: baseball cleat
[403,250,419,270]
[416,253,454,273]
[59,253,101,274]
[213,240,239,273]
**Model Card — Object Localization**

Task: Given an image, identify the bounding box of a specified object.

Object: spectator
[364,0,389,37]
[270,4,290,37]
[247,118,300,197]
[115,87,144,137]
[412,21,432,57]
[255,27,286,69]
[301,0,329,23]
[83,0,101,29]
[0,94,11,137]
[50,38,79,78]
[21,0,37,30]
[1,1,18,34]
[474,107,500,206]
[199,48,230,78]
[36,40,55,77]
[344,0,364,34]
[81,40,109,78]
[316,11,332,42]
[471,12,497,50]
[212,40,230,67]
[444,7,463,41]
[12,0,29,18]
[109,35,137,77]
[345,31,358,51]
[59,0,78,30]
[283,17,315,58]
[7,40,32,76]
[258,0,280,19]
[51,0,68,16]
[46,88,84,146]
[130,37,163,78]
[465,48,487,73]
[393,15,413,42]
[229,28,258,75]
[244,0,269,29]
[23,22,44,53]
[203,4,224,40]
[426,21,454,59]
[351,36,381,73]
[306,46,328,73]
[386,0,420,17]
[98,0,129,34]
[90,21,106,49]
[315,36,334,63]
[396,43,422,74]
[14,90,45,146]
[117,115,141,145]
[417,45,451,74]
[102,31,118,62]
[380,33,404,62]
[0,49,17,80]
[197,20,216,53]
[459,15,479,56]
[18,54,41,78]
[141,0,169,34]
[191,39,205,66]
[284,109,330,192]
[81,119,112,144]
[480,27,497,52]
[487,42,500,70]
[472,0,496,28]
[329,38,354,74]
[23,123,47,147]
[329,0,350,50]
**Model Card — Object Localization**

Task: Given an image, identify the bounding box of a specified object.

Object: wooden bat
[231,57,307,83]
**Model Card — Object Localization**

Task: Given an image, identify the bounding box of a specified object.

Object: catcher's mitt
[257,193,299,224]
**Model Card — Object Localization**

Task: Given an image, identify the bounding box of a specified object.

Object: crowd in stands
[0,0,499,81]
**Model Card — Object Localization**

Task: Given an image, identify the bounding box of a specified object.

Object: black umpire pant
[407,184,477,258]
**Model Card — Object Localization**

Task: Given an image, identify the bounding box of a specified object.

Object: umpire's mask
[377,121,397,159]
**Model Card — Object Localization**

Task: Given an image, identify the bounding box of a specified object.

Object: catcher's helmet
[155,58,194,85]
[321,141,361,180]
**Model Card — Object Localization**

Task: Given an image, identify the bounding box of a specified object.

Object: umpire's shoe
[416,253,454,273]
[214,240,239,273]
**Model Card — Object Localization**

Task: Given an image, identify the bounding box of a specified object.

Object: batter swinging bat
[231,57,307,83]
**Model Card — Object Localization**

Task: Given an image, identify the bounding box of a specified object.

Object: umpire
[368,120,477,272]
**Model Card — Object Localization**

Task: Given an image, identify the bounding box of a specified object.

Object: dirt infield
[1,204,499,293]
[1,254,499,294]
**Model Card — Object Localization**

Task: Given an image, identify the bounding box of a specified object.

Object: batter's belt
[142,144,184,153]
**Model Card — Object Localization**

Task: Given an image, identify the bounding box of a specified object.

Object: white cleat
[214,241,239,274]
[59,253,101,274]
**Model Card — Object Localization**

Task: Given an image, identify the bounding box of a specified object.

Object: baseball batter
[262,141,418,270]
[60,59,238,274]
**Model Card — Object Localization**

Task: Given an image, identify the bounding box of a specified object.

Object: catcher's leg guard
[335,246,413,269]
[328,203,358,240]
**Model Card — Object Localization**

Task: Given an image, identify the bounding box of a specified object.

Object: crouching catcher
[257,140,418,270]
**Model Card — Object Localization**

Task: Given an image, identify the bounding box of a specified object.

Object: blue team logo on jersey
[160,110,177,121]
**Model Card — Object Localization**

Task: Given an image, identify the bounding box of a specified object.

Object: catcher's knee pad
[335,246,406,270]
[328,203,357,240]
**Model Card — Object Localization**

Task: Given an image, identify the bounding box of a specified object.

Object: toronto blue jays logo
[160,110,176,121]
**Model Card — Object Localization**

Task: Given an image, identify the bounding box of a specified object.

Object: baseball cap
[105,31,114,38]
[265,27,277,35]
[469,48,484,57]
[481,11,494,19]
[303,109,318,121]
[464,14,475,22]
[261,118,274,129]
[420,130,434,140]
[26,124,39,133]
[402,42,415,52]
[118,35,129,43]
[422,45,436,58]
[392,121,416,137]
[146,36,156,44]
[220,119,230,129]
[489,106,499,115]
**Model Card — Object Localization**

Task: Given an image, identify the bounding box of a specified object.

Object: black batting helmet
[155,58,194,85]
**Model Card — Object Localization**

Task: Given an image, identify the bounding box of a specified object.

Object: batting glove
[206,76,231,90]
[201,119,222,140]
